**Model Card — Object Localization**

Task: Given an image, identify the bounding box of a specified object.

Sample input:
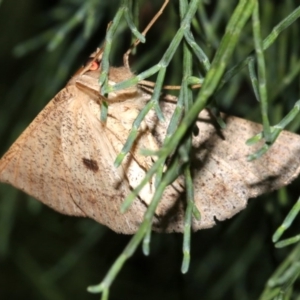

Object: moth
[1,49,300,234]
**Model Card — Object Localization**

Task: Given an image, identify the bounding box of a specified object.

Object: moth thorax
[107,66,140,102]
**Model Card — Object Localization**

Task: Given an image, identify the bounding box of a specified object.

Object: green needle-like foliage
[1,1,300,300]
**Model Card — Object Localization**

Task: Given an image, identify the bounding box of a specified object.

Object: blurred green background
[0,1,300,299]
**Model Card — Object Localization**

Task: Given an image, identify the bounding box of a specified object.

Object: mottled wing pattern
[146,102,300,231]
[0,86,86,217]
[59,87,149,233]
[1,72,300,234]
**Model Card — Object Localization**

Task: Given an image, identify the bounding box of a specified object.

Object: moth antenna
[87,22,111,71]
[123,0,170,68]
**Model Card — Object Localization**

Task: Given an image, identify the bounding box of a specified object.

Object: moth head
[73,48,133,82]
[73,48,103,79]
[71,48,139,102]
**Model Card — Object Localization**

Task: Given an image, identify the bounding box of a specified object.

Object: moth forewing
[0,60,152,233]
[0,86,87,218]
[143,102,300,230]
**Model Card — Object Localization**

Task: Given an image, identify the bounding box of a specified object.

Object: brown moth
[1,49,300,234]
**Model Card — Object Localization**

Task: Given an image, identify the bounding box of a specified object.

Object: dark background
[0,1,300,299]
